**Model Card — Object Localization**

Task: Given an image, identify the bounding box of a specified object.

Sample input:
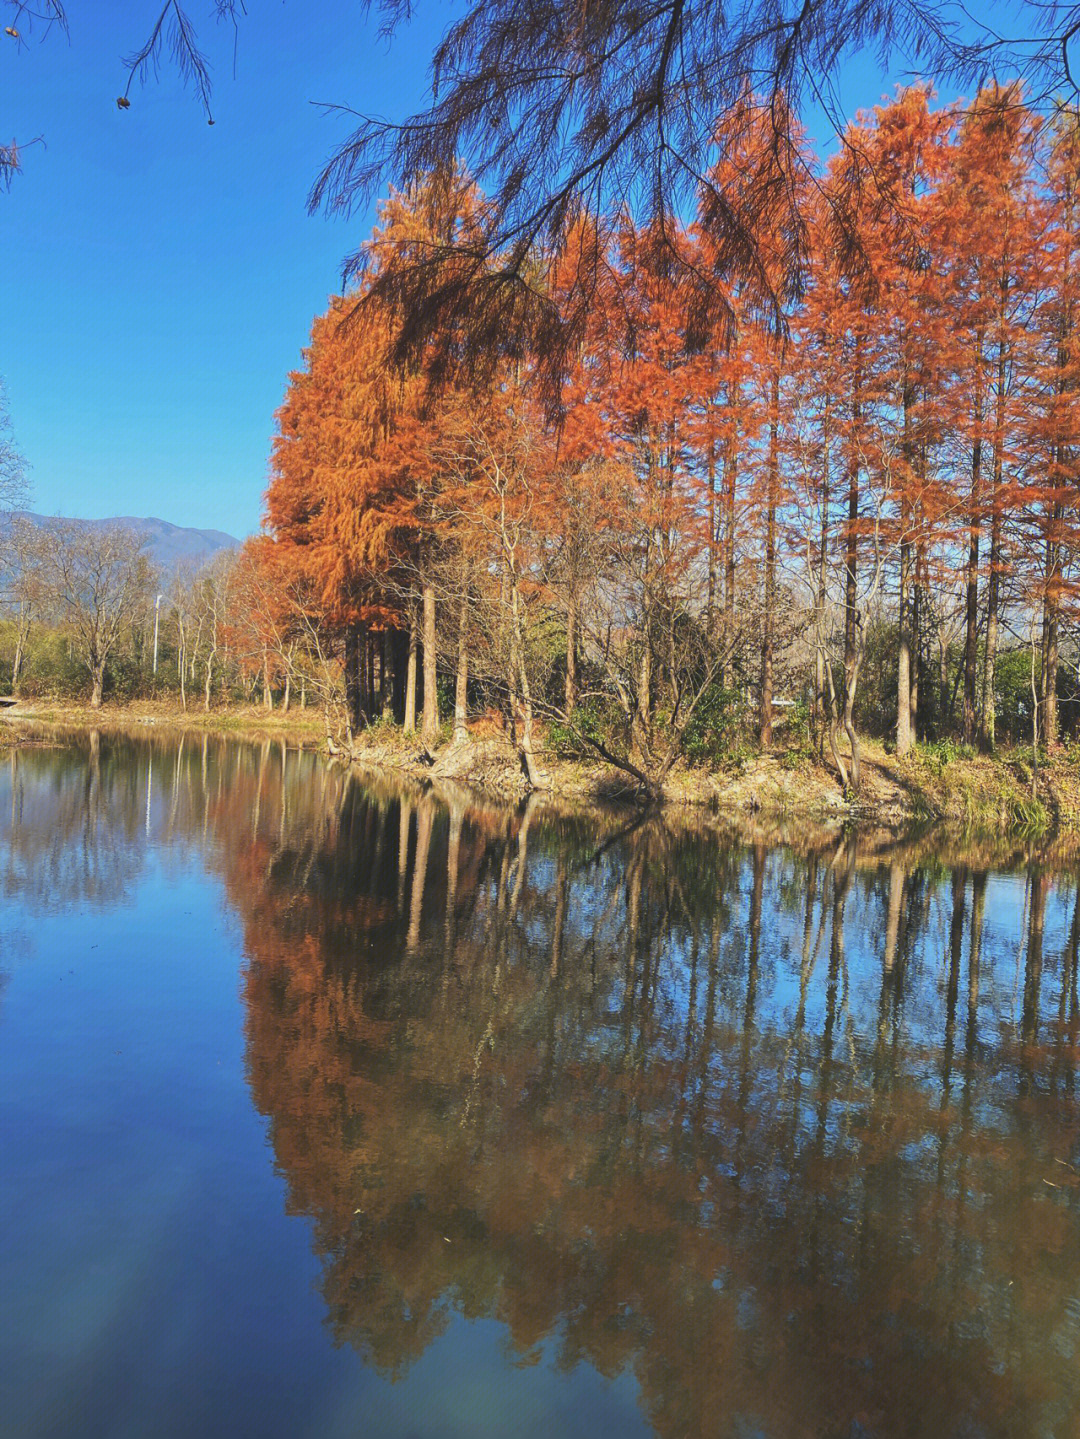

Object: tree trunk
[90,662,105,709]
[564,588,578,720]
[404,608,418,735]
[633,640,652,769]
[963,343,984,745]
[814,408,830,754]
[912,543,924,741]
[722,421,738,691]
[454,591,469,743]
[421,582,438,746]
[759,363,780,748]
[706,430,718,634]
[381,630,393,719]
[897,380,915,756]
[897,535,913,757]
[1043,555,1061,748]
[843,345,861,691]
[344,623,363,732]
[13,634,26,693]
[510,574,545,788]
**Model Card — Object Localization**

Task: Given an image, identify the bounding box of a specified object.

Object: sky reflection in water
[2,729,1079,1439]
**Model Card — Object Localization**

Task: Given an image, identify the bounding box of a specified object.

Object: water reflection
[4,729,1080,1438]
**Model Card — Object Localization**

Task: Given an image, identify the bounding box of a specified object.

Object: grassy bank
[4,699,1078,835]
[338,720,1080,836]
[0,697,326,743]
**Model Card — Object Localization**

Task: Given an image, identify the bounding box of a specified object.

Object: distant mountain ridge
[11,513,240,573]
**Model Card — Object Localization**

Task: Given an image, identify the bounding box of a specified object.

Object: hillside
[9,513,239,574]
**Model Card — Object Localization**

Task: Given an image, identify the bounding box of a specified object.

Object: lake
[2,729,1079,1439]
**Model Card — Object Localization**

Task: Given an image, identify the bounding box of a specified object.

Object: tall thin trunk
[722,423,738,691]
[634,640,652,766]
[510,573,544,788]
[381,630,393,719]
[1043,181,1074,751]
[759,361,780,747]
[963,335,984,745]
[564,588,578,720]
[980,304,1008,751]
[844,343,862,686]
[1043,549,1061,748]
[344,624,362,731]
[898,534,913,755]
[897,380,915,756]
[12,609,29,693]
[454,590,469,743]
[404,607,418,735]
[815,396,830,752]
[706,430,718,632]
[422,583,438,746]
[912,541,924,741]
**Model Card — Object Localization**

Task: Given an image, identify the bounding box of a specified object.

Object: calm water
[2,731,1080,1439]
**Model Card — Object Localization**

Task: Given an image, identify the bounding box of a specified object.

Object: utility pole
[152,593,163,676]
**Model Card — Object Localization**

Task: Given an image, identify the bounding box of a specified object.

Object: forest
[4,86,1080,796]
[255,85,1080,791]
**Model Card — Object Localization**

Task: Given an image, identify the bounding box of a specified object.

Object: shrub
[682,684,747,766]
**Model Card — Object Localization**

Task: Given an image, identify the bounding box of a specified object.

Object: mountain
[10,513,240,574]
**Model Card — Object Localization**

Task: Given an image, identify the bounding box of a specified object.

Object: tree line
[249,85,1080,791]
[0,514,322,711]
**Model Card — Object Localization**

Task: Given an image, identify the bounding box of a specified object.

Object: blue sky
[3,4,447,539]
[3,5,938,541]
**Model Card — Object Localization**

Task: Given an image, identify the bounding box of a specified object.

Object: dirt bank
[335,725,1080,837]
[4,700,1077,836]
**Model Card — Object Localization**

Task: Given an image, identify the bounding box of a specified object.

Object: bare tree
[31,520,155,707]
[193,550,232,711]
[0,383,32,691]
[0,381,28,517]
[5,517,40,694]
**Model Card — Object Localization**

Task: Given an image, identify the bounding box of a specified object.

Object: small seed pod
[116,96,131,110]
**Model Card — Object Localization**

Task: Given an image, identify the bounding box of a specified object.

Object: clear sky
[3,3,448,540]
[3,5,935,542]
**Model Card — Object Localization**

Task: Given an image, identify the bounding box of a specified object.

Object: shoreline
[5,699,1078,840]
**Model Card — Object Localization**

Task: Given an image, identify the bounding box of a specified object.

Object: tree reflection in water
[219,746,1080,1439]
[6,730,1080,1438]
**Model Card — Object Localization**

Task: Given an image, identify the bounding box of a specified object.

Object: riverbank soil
[3,700,1077,833]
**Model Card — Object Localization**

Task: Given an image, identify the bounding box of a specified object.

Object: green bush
[913,737,974,777]
[682,684,747,766]
[546,696,625,758]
